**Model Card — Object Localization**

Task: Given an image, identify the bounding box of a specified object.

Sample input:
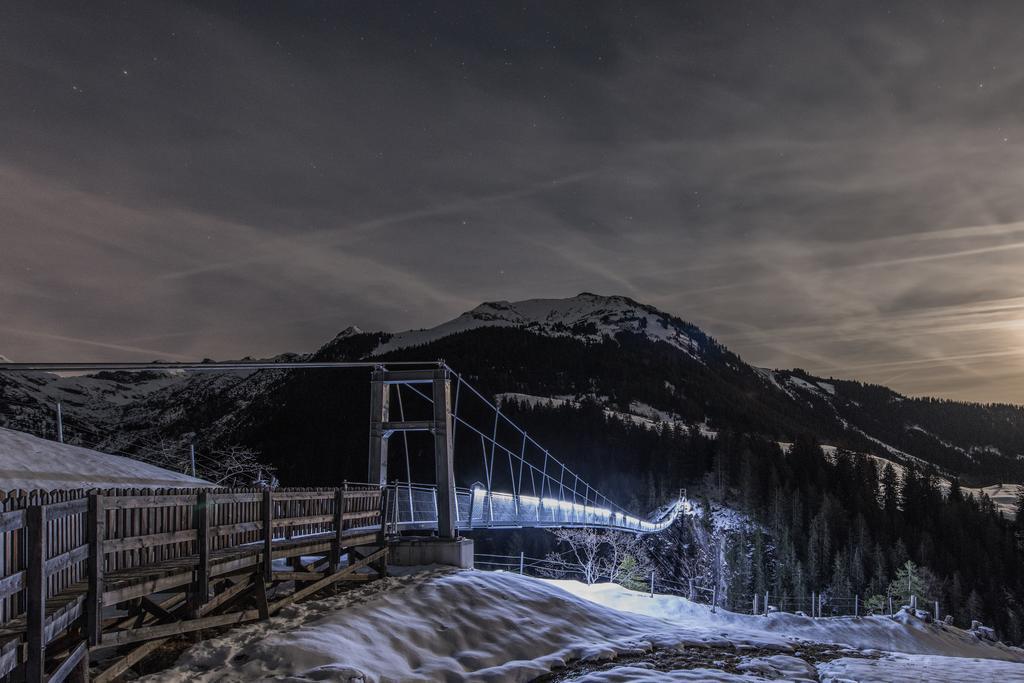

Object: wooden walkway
[0,485,388,682]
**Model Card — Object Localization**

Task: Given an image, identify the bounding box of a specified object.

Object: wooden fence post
[87,493,105,646]
[262,490,273,583]
[26,504,46,683]
[191,491,210,614]
[330,487,346,572]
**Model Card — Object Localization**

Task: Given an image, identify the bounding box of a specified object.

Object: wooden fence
[0,484,387,682]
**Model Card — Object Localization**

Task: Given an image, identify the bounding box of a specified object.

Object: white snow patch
[818,652,1024,682]
[962,483,1022,518]
[566,666,761,681]
[753,368,795,400]
[788,376,825,395]
[497,393,718,438]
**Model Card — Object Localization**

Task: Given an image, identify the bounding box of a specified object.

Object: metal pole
[397,386,414,523]
[519,551,524,575]
[56,402,64,443]
[190,443,196,478]
[855,594,859,618]
[935,600,940,622]
[650,571,655,598]
[764,591,769,617]
[392,480,400,530]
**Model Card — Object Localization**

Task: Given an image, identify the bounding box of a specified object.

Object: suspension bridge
[371,364,681,536]
[1,360,683,538]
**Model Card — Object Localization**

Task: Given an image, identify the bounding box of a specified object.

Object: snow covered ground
[556,580,1024,661]
[0,427,208,490]
[143,569,1024,682]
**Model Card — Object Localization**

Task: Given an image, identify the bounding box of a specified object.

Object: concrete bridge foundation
[388,536,474,569]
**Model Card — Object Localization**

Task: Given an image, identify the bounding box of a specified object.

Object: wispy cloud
[4,3,1024,401]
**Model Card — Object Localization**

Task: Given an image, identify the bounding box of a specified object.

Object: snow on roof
[0,427,210,491]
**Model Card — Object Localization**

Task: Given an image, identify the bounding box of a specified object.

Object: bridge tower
[368,366,457,539]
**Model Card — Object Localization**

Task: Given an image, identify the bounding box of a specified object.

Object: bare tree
[143,441,276,487]
[548,528,605,584]
[604,531,652,589]
[202,446,277,486]
[547,528,654,587]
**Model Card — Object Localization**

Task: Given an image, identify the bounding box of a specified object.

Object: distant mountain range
[3,293,1024,487]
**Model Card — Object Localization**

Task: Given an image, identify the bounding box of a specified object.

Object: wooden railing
[0,484,386,682]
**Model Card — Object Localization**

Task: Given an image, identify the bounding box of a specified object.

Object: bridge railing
[384,483,680,534]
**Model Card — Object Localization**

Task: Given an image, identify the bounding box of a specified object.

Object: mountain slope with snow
[375,293,710,359]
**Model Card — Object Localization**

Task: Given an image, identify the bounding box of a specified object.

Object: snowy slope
[963,482,1022,518]
[0,427,209,490]
[556,580,1024,661]
[497,392,718,437]
[375,293,704,358]
[144,570,1024,682]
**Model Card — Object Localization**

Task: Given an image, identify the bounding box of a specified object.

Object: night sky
[3,2,1024,402]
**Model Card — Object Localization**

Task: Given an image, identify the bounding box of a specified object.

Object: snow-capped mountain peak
[332,326,364,341]
[374,293,704,357]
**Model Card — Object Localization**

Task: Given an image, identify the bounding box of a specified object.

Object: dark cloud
[3,1,1024,402]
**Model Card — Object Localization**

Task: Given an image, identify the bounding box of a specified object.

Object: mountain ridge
[2,293,1023,486]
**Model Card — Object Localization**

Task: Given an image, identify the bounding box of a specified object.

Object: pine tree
[724,531,751,611]
[830,546,853,600]
[700,495,714,535]
[965,589,985,625]
[888,560,929,606]
[881,464,900,513]
[752,530,769,597]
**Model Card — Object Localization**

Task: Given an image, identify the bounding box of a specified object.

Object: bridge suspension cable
[385,363,681,534]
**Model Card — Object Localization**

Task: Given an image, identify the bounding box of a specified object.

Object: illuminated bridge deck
[385,484,683,534]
